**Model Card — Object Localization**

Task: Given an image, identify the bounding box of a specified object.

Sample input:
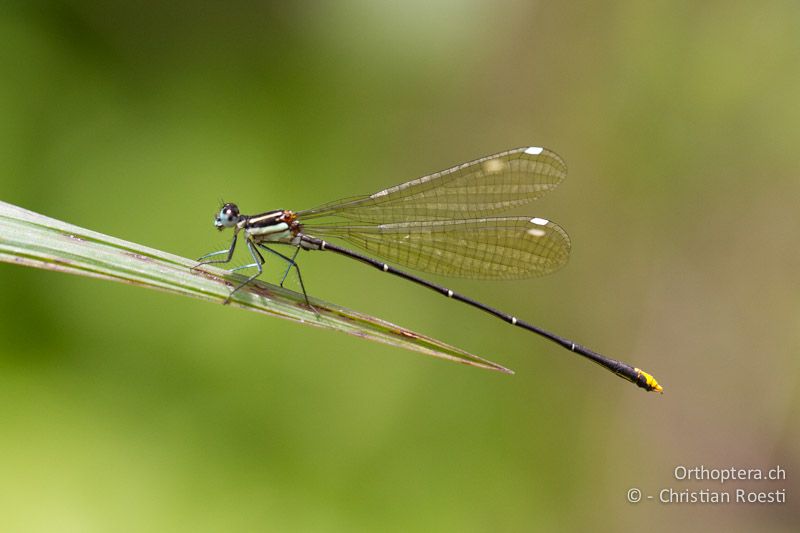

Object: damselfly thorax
[221,208,324,251]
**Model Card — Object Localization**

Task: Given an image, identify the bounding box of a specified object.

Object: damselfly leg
[256,243,313,309]
[224,239,264,304]
[194,233,238,267]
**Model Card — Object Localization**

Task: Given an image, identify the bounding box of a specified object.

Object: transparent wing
[306,216,570,279]
[298,147,566,223]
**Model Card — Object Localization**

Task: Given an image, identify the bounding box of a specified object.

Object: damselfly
[197,147,662,392]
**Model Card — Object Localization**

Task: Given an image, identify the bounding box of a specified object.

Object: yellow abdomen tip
[636,368,664,393]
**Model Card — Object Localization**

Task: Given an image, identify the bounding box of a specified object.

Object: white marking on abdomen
[382,264,389,271]
[524,146,544,155]
[446,290,453,298]
[511,317,517,325]
[530,217,549,226]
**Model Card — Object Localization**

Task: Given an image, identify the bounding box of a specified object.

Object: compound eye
[222,203,239,219]
[215,203,240,228]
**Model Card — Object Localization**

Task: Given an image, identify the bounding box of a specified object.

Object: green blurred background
[1,1,798,531]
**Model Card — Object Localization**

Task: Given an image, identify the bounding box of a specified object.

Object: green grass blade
[0,200,511,374]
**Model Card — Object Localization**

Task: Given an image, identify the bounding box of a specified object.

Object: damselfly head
[214,203,240,230]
